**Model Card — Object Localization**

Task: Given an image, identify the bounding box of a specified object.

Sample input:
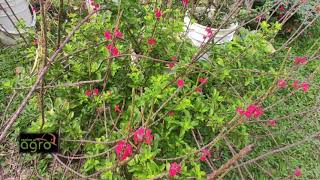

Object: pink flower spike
[200,148,211,161]
[107,44,119,56]
[169,162,181,177]
[115,140,125,156]
[85,89,92,97]
[176,79,184,88]
[171,56,177,61]
[244,105,257,118]
[292,80,300,90]
[154,9,162,19]
[32,7,37,13]
[115,140,132,161]
[294,57,307,65]
[279,5,285,12]
[134,127,145,144]
[277,79,287,88]
[93,88,99,96]
[104,31,112,40]
[294,167,302,177]
[144,129,153,145]
[114,29,123,38]
[147,38,157,46]
[300,82,310,92]
[93,4,100,11]
[195,87,203,93]
[268,119,276,127]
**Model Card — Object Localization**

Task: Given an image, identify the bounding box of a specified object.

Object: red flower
[32,7,37,13]
[167,63,175,70]
[133,127,145,144]
[292,80,300,90]
[169,162,181,177]
[168,111,174,117]
[300,82,310,92]
[107,44,119,56]
[200,148,211,161]
[176,79,184,88]
[294,57,307,65]
[236,107,245,115]
[279,5,285,12]
[181,0,189,6]
[147,38,157,45]
[198,77,208,84]
[93,88,99,96]
[93,4,100,11]
[115,140,132,161]
[294,167,302,177]
[253,107,264,118]
[115,105,122,113]
[144,129,153,145]
[244,105,257,118]
[277,79,287,88]
[114,29,123,38]
[154,8,162,19]
[268,119,276,127]
[195,87,203,93]
[85,89,92,97]
[133,127,153,145]
[104,31,112,40]
[171,56,177,61]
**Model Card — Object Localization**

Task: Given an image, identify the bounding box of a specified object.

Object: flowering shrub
[1,0,319,179]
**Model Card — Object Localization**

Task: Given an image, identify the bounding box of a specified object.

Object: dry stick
[223,137,248,180]
[56,146,115,160]
[1,91,17,127]
[57,0,64,49]
[206,144,254,180]
[0,11,97,143]
[231,132,320,171]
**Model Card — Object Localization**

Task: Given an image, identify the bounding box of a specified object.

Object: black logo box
[19,133,59,153]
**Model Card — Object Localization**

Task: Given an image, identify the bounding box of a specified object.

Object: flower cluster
[294,167,302,177]
[199,148,211,161]
[294,56,307,65]
[85,88,99,97]
[169,162,182,177]
[237,105,264,119]
[133,127,153,145]
[277,79,310,92]
[87,0,100,11]
[104,29,123,56]
[154,8,162,20]
[115,140,132,161]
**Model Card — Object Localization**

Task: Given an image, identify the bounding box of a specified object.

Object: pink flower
[292,80,300,90]
[181,0,189,6]
[300,82,310,92]
[32,7,37,13]
[85,89,92,97]
[147,38,157,45]
[176,79,184,88]
[104,31,112,40]
[277,79,287,88]
[294,57,307,65]
[93,4,100,11]
[171,56,177,61]
[93,88,99,96]
[115,140,132,161]
[253,107,264,118]
[195,87,203,93]
[107,44,119,56]
[134,127,145,144]
[114,29,123,38]
[169,162,181,177]
[244,105,257,118]
[200,148,211,161]
[294,167,302,177]
[167,63,175,70]
[144,129,153,145]
[154,8,162,19]
[168,111,174,117]
[279,5,285,12]
[115,105,121,113]
[236,107,245,115]
[268,119,276,127]
[198,77,208,84]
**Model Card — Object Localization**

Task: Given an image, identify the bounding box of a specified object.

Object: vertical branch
[57,0,64,49]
